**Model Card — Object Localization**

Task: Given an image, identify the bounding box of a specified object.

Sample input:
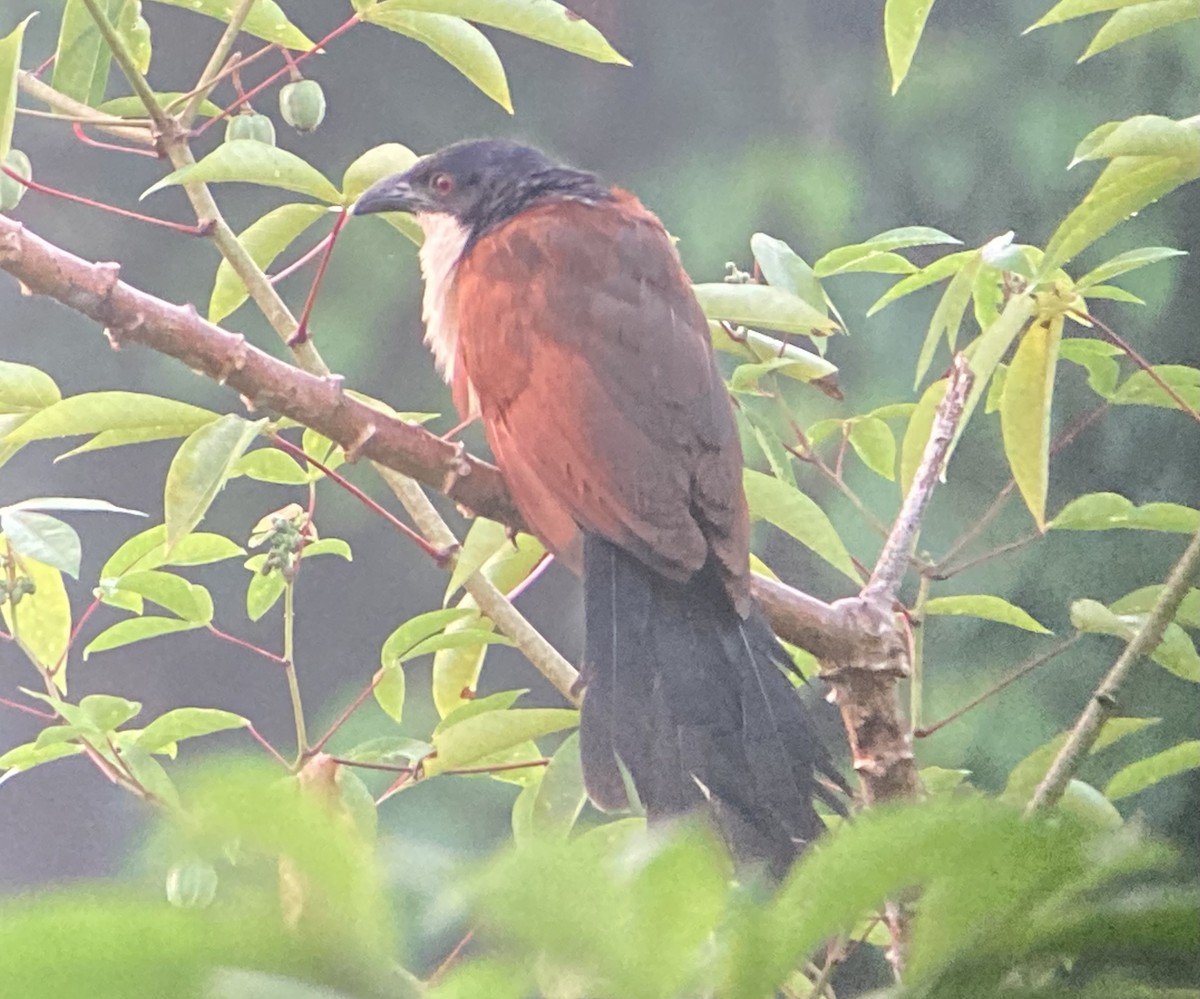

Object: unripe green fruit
[0,149,32,212]
[225,112,276,146]
[279,79,326,133]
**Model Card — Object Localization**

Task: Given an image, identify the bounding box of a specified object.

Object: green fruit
[279,79,326,134]
[0,149,32,212]
[225,112,276,146]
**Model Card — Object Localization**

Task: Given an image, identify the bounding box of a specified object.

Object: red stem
[0,165,214,235]
[288,208,349,345]
[310,669,383,754]
[1086,311,1200,424]
[0,696,56,720]
[206,623,288,665]
[71,121,159,159]
[270,230,335,285]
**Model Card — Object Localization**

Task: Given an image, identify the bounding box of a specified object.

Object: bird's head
[352,138,609,241]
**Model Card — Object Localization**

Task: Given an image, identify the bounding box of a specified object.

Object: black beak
[352,173,426,216]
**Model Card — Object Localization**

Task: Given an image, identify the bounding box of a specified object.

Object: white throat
[416,212,471,384]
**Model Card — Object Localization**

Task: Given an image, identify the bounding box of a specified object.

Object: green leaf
[713,325,840,386]
[0,511,81,578]
[0,15,34,162]
[209,203,327,323]
[97,92,222,118]
[1081,283,1144,304]
[1051,493,1200,533]
[117,570,214,623]
[1027,0,1161,30]
[0,361,60,414]
[52,0,121,105]
[83,616,200,659]
[749,233,826,314]
[528,731,586,838]
[815,225,959,276]
[1042,154,1200,276]
[381,607,477,666]
[1081,0,1200,59]
[116,1,151,75]
[373,662,406,723]
[914,251,983,387]
[899,377,947,495]
[360,9,512,111]
[4,391,217,444]
[1060,338,1121,397]
[145,0,314,48]
[693,283,838,336]
[404,628,514,661]
[924,594,1051,633]
[103,525,244,577]
[300,538,352,561]
[1072,115,1200,165]
[1000,314,1063,529]
[742,469,857,580]
[1110,585,1200,628]
[232,447,310,485]
[0,544,71,684]
[245,570,286,621]
[3,496,143,516]
[165,415,264,547]
[142,141,342,203]
[884,0,938,93]
[80,693,142,732]
[1058,778,1123,829]
[1075,245,1187,288]
[985,362,1008,414]
[919,766,972,795]
[341,142,420,202]
[137,707,248,753]
[1105,740,1200,800]
[363,0,629,64]
[1070,598,1200,681]
[867,249,975,316]
[0,740,82,773]
[427,707,579,775]
[342,735,434,766]
[1111,364,1200,411]
[847,417,896,480]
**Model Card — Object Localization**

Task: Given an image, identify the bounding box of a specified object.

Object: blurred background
[1,0,1197,965]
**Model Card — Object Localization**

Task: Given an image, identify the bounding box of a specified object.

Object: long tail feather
[579,534,845,873]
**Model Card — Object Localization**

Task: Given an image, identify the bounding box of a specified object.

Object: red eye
[432,173,455,195]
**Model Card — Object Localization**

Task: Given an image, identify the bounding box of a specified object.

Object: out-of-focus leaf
[1073,115,1200,165]
[137,707,248,753]
[1105,740,1200,800]
[514,732,586,842]
[884,0,939,93]
[1081,1,1200,60]
[209,204,327,322]
[52,0,121,105]
[899,377,947,495]
[117,570,214,623]
[341,142,419,202]
[1060,338,1121,397]
[146,0,314,48]
[427,708,578,775]
[97,93,222,117]
[914,252,983,387]
[816,225,959,276]
[0,15,35,159]
[1075,245,1187,288]
[342,735,434,767]
[1111,364,1200,411]
[750,233,826,314]
[79,693,141,732]
[693,284,838,336]
[1071,599,1200,682]
[1000,314,1063,528]
[1058,778,1123,829]
[1051,493,1199,533]
[360,9,511,111]
[447,518,511,598]
[925,594,1051,633]
[5,392,217,444]
[165,416,264,547]
[1081,282,1145,304]
[0,511,81,578]
[83,616,200,659]
[742,469,857,580]
[1110,585,1200,629]
[1027,0,1165,30]
[847,417,896,480]
[1041,153,1200,276]
[143,142,341,203]
[363,0,629,64]
[116,2,151,75]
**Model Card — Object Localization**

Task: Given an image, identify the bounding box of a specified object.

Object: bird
[353,139,844,873]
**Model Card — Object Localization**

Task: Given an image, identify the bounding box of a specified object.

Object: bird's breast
[416,212,472,384]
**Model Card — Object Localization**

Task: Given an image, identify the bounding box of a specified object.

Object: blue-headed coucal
[353,139,843,870]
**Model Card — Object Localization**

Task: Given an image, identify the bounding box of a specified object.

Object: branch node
[441,440,472,493]
[215,332,249,385]
[195,218,217,237]
[0,224,22,262]
[342,419,376,463]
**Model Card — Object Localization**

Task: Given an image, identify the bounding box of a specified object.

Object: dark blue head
[352,139,610,240]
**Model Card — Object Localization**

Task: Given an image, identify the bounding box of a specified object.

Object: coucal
[354,139,843,871]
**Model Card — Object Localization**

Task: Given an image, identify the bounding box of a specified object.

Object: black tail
[578,534,845,874]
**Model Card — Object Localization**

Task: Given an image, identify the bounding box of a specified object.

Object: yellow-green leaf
[164,415,264,547]
[711,324,839,386]
[143,141,341,203]
[924,594,1051,633]
[1072,115,1200,165]
[847,417,896,480]
[1105,740,1200,801]
[1001,315,1063,529]
[103,525,244,577]
[1081,0,1200,60]
[427,707,579,775]
[0,542,71,686]
[231,447,310,485]
[209,203,327,322]
[694,284,838,336]
[884,0,937,93]
[742,469,857,580]
[1,511,81,578]
[341,142,419,202]
[83,616,201,659]
[364,0,628,64]
[145,0,313,49]
[360,9,511,111]
[899,377,947,496]
[4,391,217,443]
[867,249,975,316]
[118,570,214,623]
[1027,0,1157,31]
[373,663,406,723]
[815,225,959,276]
[1052,493,1199,533]
[914,251,982,387]
[52,0,121,105]
[0,14,35,160]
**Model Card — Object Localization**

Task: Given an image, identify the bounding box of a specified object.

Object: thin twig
[246,722,291,767]
[0,696,55,720]
[206,624,288,664]
[427,929,475,987]
[310,670,384,755]
[929,531,1040,581]
[1086,312,1200,423]
[1027,526,1200,812]
[180,0,264,127]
